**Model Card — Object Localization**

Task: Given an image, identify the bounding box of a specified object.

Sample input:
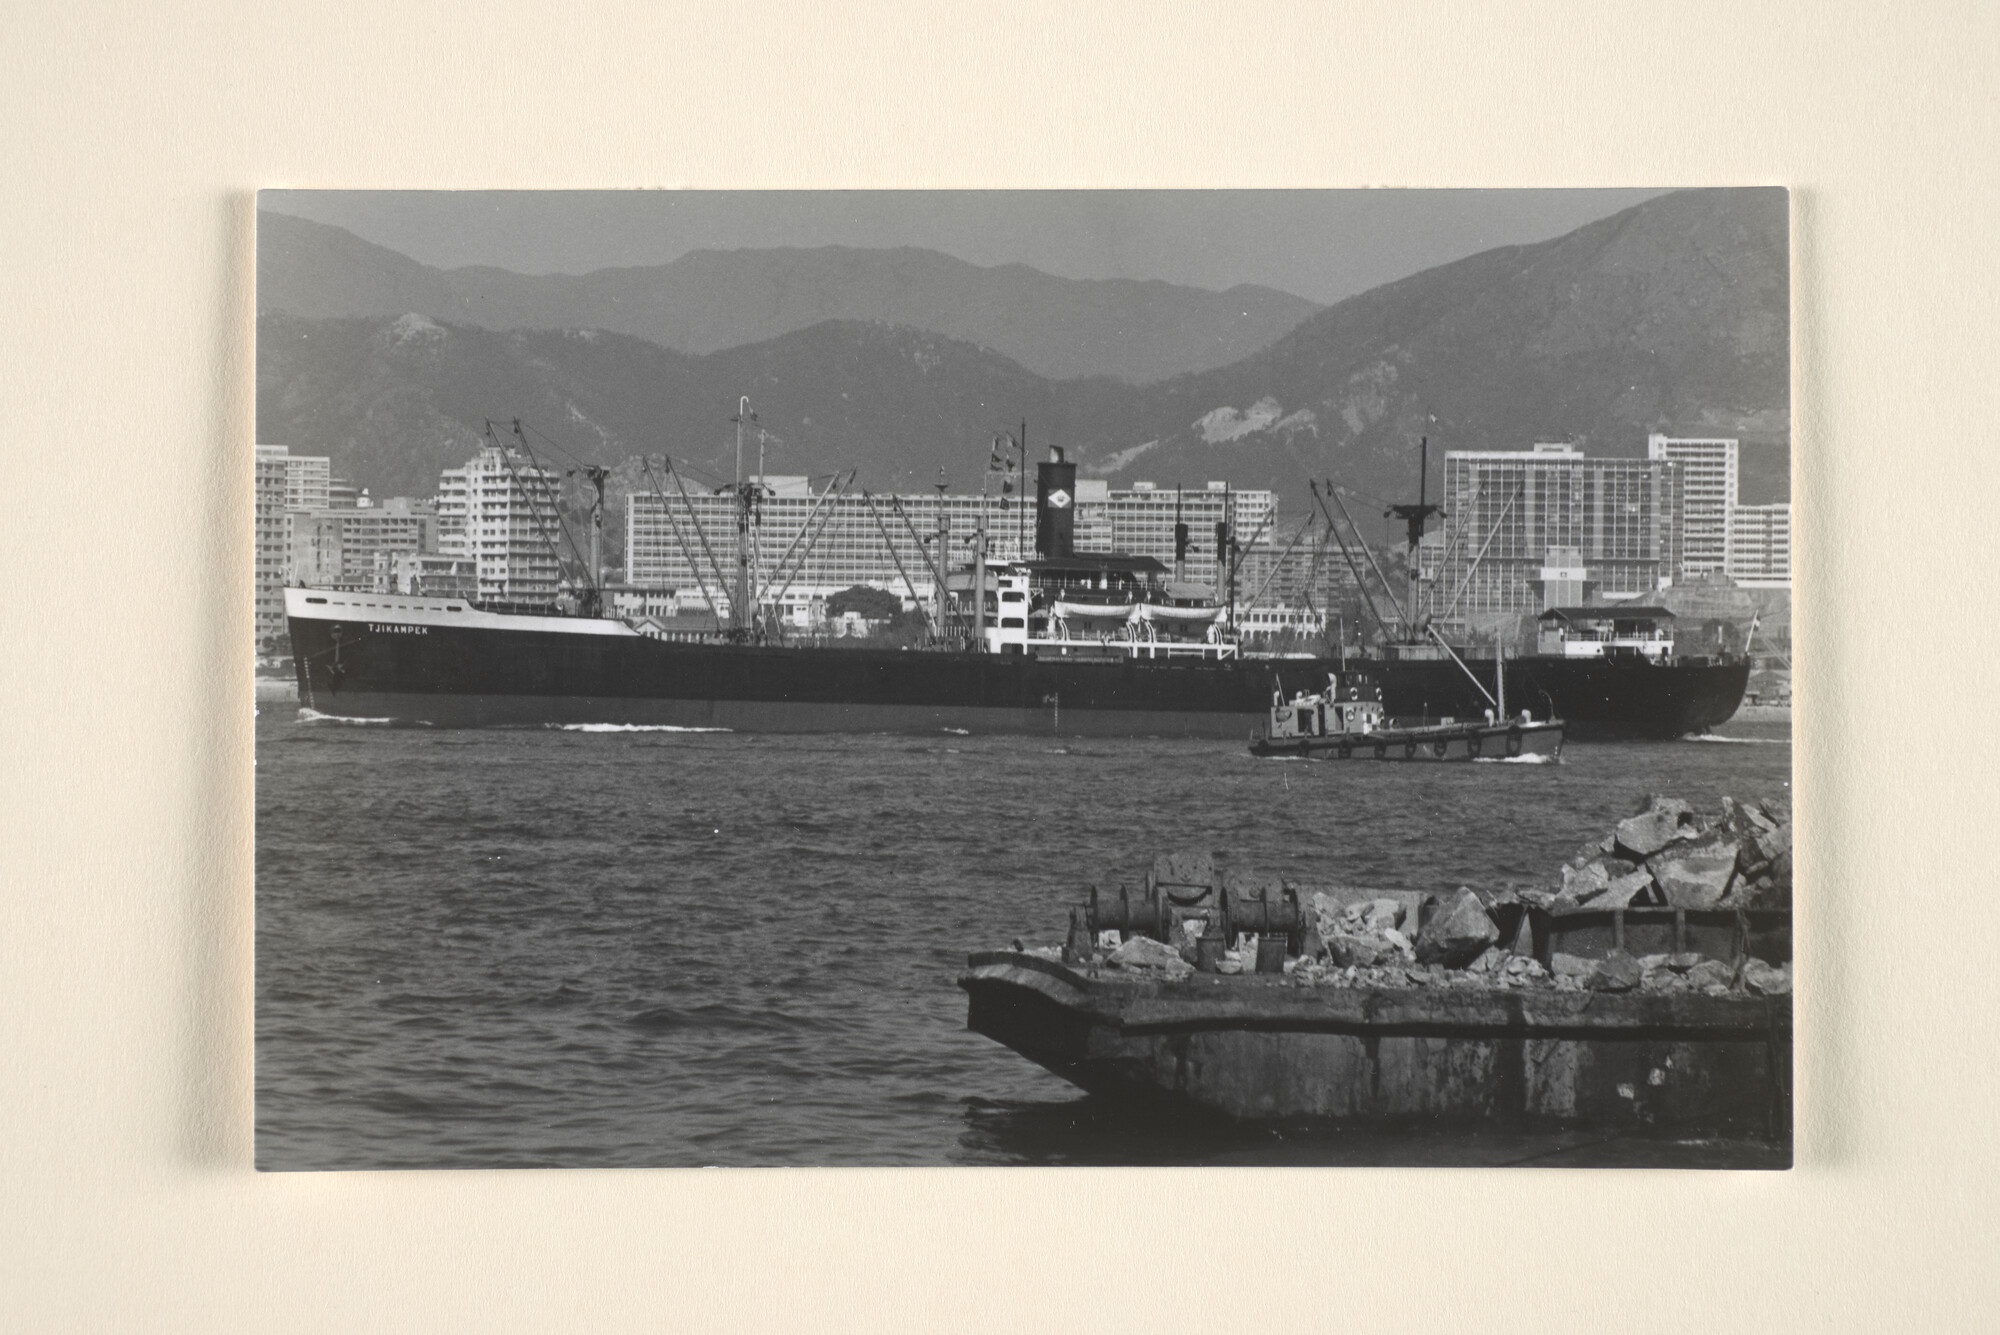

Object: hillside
[254,311,1148,500]
[1053,186,1790,504]
[256,211,1321,384]
[256,188,1791,521]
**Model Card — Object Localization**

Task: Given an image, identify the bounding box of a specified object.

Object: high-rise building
[436,446,564,603]
[1438,443,1682,624]
[625,476,1279,619]
[254,445,291,651]
[280,453,331,513]
[1727,503,1792,588]
[1646,434,1738,577]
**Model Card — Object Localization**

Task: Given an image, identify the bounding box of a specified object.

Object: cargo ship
[284,435,1746,737]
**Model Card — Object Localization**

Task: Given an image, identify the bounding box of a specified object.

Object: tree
[825,584,907,623]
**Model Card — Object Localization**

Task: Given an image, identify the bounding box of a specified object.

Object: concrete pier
[961,951,1790,1141]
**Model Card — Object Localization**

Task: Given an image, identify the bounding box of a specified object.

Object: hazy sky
[257,189,1670,304]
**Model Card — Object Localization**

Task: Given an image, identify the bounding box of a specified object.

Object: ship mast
[1017,420,1027,559]
[1173,485,1187,583]
[973,466,990,650]
[1385,436,1443,635]
[580,463,609,616]
[730,396,756,639]
[932,469,950,637]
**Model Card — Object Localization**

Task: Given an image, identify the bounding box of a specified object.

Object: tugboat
[1251,664,1564,761]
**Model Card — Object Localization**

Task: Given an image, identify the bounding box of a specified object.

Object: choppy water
[255,704,1791,1169]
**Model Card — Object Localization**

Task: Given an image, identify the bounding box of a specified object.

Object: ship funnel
[1036,446,1076,558]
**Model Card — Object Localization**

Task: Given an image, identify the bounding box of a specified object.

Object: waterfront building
[1099,481,1277,591]
[289,499,437,592]
[625,476,1279,619]
[435,446,564,603]
[376,551,478,598]
[254,445,291,650]
[1726,502,1792,588]
[1438,443,1682,626]
[1646,434,1738,578]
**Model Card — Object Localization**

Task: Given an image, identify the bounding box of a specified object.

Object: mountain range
[255,187,1790,525]
[257,210,1320,384]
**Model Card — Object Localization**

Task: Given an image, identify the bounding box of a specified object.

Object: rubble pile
[1073,794,1793,998]
[1524,795,1792,915]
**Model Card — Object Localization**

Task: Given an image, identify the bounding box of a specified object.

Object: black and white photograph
[253,187,1792,1169]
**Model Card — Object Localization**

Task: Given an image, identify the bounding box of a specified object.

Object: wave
[296,707,408,726]
[550,723,733,733]
[1684,734,1789,745]
[1472,753,1559,765]
[940,727,970,736]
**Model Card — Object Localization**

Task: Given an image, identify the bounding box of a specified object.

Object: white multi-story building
[1726,502,1792,588]
[254,445,291,650]
[1439,443,1683,624]
[436,446,564,603]
[625,475,1279,619]
[280,452,331,513]
[1646,434,1738,578]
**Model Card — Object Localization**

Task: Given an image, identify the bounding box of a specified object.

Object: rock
[1743,959,1793,996]
[1560,861,1611,902]
[1651,840,1740,908]
[1724,875,1790,911]
[1615,795,1698,860]
[1109,935,1192,975]
[1596,869,1656,910]
[1312,892,1342,941]
[1585,951,1643,992]
[1668,952,1706,972]
[1550,952,1594,979]
[1381,927,1414,955]
[1414,887,1501,967]
[1751,823,1791,866]
[1684,959,1736,990]
[1468,946,1509,974]
[1356,898,1406,932]
[1327,931,1385,968]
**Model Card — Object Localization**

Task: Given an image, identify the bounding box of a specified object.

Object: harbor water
[255,702,1791,1169]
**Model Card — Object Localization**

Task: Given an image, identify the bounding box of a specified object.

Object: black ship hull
[286,594,1746,739]
[1368,654,1750,740]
